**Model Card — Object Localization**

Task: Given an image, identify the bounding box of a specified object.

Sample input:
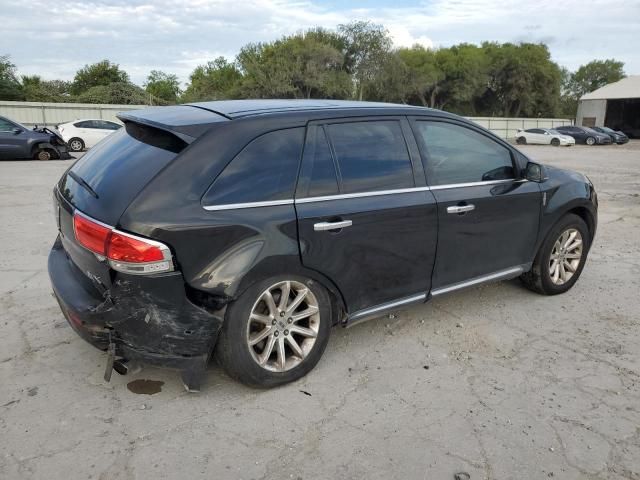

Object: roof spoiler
[117,112,197,144]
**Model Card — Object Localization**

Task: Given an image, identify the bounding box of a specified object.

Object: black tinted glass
[327,121,413,193]
[415,121,514,185]
[304,127,339,197]
[204,128,304,206]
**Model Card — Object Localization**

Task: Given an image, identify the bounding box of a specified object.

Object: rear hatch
[54,105,228,288]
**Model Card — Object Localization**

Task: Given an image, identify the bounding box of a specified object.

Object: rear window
[59,123,185,225]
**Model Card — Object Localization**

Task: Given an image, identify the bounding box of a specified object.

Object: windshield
[600,127,614,133]
[548,129,561,134]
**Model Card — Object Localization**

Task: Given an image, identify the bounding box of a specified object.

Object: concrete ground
[0,142,639,480]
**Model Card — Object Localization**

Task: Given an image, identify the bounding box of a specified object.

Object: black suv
[48,100,598,390]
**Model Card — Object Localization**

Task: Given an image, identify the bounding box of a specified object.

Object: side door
[295,117,438,316]
[531,128,548,144]
[410,118,541,292]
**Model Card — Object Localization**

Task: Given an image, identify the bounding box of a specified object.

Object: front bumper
[48,236,223,384]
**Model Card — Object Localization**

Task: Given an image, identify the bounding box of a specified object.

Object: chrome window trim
[202,199,295,211]
[429,178,523,190]
[295,186,432,204]
[201,179,528,210]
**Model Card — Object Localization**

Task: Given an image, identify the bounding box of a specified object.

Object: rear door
[410,118,541,290]
[295,117,438,314]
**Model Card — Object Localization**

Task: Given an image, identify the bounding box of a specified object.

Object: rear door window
[325,120,414,194]
[298,126,339,198]
[414,121,514,185]
[203,127,305,207]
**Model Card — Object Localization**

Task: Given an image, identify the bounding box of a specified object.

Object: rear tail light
[73,211,173,275]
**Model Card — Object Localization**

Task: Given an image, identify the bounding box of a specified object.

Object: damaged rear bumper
[48,236,223,389]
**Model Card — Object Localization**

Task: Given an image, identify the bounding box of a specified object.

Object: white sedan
[57,119,122,152]
[515,128,575,147]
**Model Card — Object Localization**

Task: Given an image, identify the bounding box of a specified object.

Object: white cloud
[1,0,639,84]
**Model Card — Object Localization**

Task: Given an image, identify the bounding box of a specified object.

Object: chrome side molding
[346,293,427,327]
[430,265,526,296]
[344,264,529,327]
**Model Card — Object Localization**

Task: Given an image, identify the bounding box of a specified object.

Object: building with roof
[576,76,640,138]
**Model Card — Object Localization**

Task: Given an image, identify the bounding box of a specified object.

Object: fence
[0,101,147,128]
[467,117,573,139]
[0,101,573,138]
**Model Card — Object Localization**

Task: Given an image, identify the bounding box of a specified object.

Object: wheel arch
[187,256,347,327]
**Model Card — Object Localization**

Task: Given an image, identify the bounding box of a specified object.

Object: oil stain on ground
[126,379,164,395]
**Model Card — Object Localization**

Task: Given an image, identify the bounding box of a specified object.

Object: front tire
[516,137,527,145]
[34,149,54,161]
[551,138,560,146]
[586,136,596,146]
[215,276,332,388]
[520,214,590,295]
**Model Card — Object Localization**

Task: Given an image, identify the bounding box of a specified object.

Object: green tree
[0,54,24,100]
[144,70,181,104]
[71,60,130,95]
[480,42,561,117]
[181,57,242,102]
[21,75,72,102]
[567,59,625,99]
[75,82,166,105]
[397,46,444,107]
[433,43,488,114]
[237,33,351,99]
[338,21,393,100]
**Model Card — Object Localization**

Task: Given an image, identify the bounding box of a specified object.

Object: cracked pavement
[1,142,639,479]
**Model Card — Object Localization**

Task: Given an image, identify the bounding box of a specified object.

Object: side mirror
[525,162,547,183]
[12,128,22,135]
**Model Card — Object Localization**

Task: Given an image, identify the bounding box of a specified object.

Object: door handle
[447,204,475,214]
[314,220,353,231]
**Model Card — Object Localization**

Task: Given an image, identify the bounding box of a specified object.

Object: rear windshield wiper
[68,171,99,199]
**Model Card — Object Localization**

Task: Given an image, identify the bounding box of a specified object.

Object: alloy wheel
[246,280,320,372]
[586,137,595,146]
[70,139,83,151]
[549,228,583,285]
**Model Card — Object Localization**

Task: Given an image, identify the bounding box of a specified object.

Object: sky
[1,0,639,86]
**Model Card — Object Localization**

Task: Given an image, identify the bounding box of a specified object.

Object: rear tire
[215,275,332,388]
[586,136,596,146]
[551,138,560,146]
[520,214,590,295]
[516,137,527,145]
[68,138,84,152]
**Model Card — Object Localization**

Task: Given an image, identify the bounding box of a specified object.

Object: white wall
[467,117,573,139]
[0,101,146,128]
[576,99,607,127]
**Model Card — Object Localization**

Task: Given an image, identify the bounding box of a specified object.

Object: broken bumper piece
[48,237,223,391]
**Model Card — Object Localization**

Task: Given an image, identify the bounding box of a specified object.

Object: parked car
[554,125,612,145]
[590,126,629,144]
[57,119,122,152]
[0,116,71,160]
[48,100,598,391]
[515,128,575,146]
